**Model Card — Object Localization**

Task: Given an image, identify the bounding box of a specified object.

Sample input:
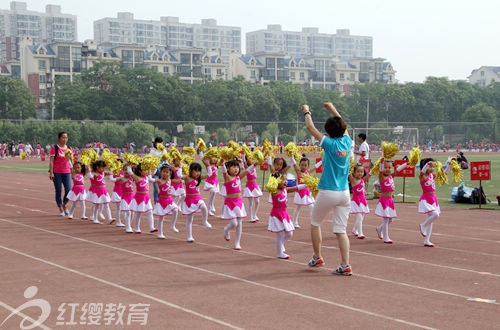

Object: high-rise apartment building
[246,25,372,60]
[0,1,77,62]
[94,14,241,61]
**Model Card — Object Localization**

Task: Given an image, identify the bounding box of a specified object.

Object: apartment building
[468,66,500,87]
[0,1,77,62]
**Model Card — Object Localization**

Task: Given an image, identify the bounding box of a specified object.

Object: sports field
[0,153,498,329]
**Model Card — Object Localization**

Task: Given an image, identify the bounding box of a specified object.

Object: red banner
[315,157,323,173]
[359,158,371,174]
[260,163,269,171]
[394,160,415,177]
[470,161,491,180]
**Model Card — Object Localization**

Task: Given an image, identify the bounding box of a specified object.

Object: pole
[366,97,370,132]
[402,177,406,203]
[479,180,482,209]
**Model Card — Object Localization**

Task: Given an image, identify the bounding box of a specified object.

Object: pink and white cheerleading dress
[268,189,295,233]
[293,171,315,206]
[374,175,397,218]
[243,167,263,198]
[67,174,86,202]
[86,172,111,204]
[418,173,440,215]
[203,164,219,193]
[153,180,178,216]
[130,176,152,213]
[171,168,185,197]
[182,179,206,215]
[221,176,247,219]
[119,178,134,212]
[110,172,124,203]
[350,180,369,214]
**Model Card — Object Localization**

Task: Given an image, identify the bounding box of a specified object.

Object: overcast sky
[5,0,499,83]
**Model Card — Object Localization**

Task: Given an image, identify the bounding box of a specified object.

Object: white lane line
[0,299,53,330]
[0,244,242,330]
[0,219,436,329]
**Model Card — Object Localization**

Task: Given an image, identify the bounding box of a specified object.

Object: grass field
[1,152,499,210]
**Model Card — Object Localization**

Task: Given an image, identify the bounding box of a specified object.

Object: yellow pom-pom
[252,150,264,165]
[182,147,196,157]
[20,152,26,160]
[80,148,99,166]
[320,149,324,158]
[156,142,165,152]
[203,146,220,160]
[450,159,462,183]
[220,146,234,161]
[284,142,302,162]
[371,157,383,176]
[168,148,183,162]
[265,175,281,194]
[101,148,118,169]
[112,161,123,176]
[301,174,320,197]
[182,163,190,176]
[381,142,399,159]
[182,155,194,166]
[141,154,161,173]
[241,144,251,157]
[408,147,421,168]
[64,149,74,163]
[123,152,141,166]
[350,156,355,174]
[435,161,449,186]
[196,138,207,152]
[161,152,172,163]
[262,139,273,157]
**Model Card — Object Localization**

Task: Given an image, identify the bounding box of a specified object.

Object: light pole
[365,97,370,132]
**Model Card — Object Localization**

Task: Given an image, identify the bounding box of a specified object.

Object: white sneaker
[157,234,166,239]
[171,226,179,233]
[204,221,212,229]
[187,237,194,242]
[92,219,102,224]
[116,223,125,227]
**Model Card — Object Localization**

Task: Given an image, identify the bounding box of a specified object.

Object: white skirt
[110,192,122,203]
[221,204,247,219]
[67,190,86,202]
[182,200,206,215]
[243,187,263,198]
[418,200,441,215]
[86,191,111,204]
[374,203,397,218]
[268,216,295,233]
[171,186,185,197]
[293,193,315,206]
[120,199,133,212]
[350,201,370,214]
[130,199,153,213]
[203,182,219,193]
[153,202,178,216]
[219,185,227,197]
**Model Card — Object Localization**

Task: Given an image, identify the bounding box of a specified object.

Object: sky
[4,0,500,83]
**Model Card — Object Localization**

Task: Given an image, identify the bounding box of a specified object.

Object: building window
[216,68,222,76]
[250,70,256,79]
[151,66,158,72]
[39,89,46,97]
[290,72,296,80]
[300,72,305,81]
[39,75,46,83]
[481,71,485,77]
[350,73,355,81]
[163,66,169,73]
[38,48,45,55]
[38,60,46,70]
[340,73,345,81]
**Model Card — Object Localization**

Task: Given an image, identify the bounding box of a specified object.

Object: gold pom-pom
[262,139,273,158]
[80,148,99,166]
[156,142,165,152]
[141,154,161,173]
[450,159,462,183]
[196,138,207,152]
[241,144,252,158]
[64,149,74,163]
[381,142,399,159]
[350,156,355,174]
[161,152,172,163]
[220,146,235,161]
[320,149,324,158]
[408,147,421,168]
[123,152,141,166]
[20,152,26,160]
[284,142,302,162]
[182,163,190,176]
[182,155,194,166]
[203,146,220,160]
[435,161,449,186]
[301,174,320,197]
[182,147,196,157]
[371,157,383,176]
[252,150,264,165]
[101,148,118,169]
[112,161,123,176]
[265,175,281,194]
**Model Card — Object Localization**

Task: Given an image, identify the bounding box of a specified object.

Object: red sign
[470,161,491,180]
[260,163,269,171]
[394,160,415,177]
[359,158,371,175]
[315,157,323,173]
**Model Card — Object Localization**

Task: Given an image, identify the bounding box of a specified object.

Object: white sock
[171,209,179,232]
[208,191,216,212]
[383,217,391,241]
[115,204,121,222]
[103,204,112,221]
[176,195,185,208]
[247,198,254,220]
[425,223,434,245]
[124,212,132,232]
[147,211,155,231]
[200,203,211,228]
[234,219,243,249]
[134,212,141,232]
[422,211,439,229]
[253,197,260,219]
[224,218,237,234]
[69,202,77,216]
[292,205,301,226]
[186,214,194,241]
[354,214,364,236]
[80,201,86,218]
[158,216,164,237]
[276,231,285,257]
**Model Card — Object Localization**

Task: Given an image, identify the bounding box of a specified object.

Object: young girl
[119,167,135,231]
[374,159,397,243]
[349,164,369,239]
[242,154,263,223]
[171,158,186,207]
[152,164,179,239]
[86,160,113,224]
[221,159,254,250]
[67,162,87,220]
[127,163,157,234]
[108,160,124,224]
[202,156,220,216]
[267,156,290,203]
[418,158,440,247]
[181,162,212,242]
[290,155,315,228]
[268,173,306,259]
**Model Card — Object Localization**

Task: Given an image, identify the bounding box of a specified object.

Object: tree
[0,76,37,119]
[462,103,497,141]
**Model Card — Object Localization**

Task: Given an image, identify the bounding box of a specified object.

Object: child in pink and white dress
[221,159,256,250]
[67,162,88,220]
[202,156,220,216]
[118,168,134,230]
[127,163,157,234]
[290,155,315,228]
[349,164,369,239]
[267,156,291,203]
[86,160,113,224]
[152,164,179,239]
[268,173,307,259]
[243,155,263,223]
[108,161,123,225]
[180,162,212,242]
[171,158,186,207]
[418,158,440,247]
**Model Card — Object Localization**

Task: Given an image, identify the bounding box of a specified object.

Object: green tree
[462,103,497,141]
[0,76,37,119]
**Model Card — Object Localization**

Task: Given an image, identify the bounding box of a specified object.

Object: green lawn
[2,153,499,209]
